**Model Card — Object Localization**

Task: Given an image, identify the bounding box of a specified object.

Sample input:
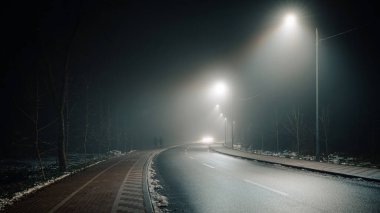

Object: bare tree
[47,64,67,172]
[106,103,111,152]
[34,75,46,179]
[83,81,90,160]
[274,110,280,153]
[320,106,330,155]
[15,72,57,179]
[57,1,83,172]
[65,93,75,154]
[284,107,305,154]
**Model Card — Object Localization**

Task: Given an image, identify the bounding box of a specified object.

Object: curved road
[155,143,380,212]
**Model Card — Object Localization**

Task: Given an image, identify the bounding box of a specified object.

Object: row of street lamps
[209,12,354,161]
[211,82,232,148]
[208,13,327,161]
[214,103,230,147]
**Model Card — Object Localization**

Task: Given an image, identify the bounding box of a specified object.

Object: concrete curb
[143,152,156,213]
[210,147,380,183]
[144,149,169,213]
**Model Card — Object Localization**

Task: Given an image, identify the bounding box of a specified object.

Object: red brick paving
[4,151,154,213]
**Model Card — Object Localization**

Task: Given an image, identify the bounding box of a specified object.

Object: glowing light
[213,81,228,97]
[220,113,223,117]
[215,104,220,110]
[201,136,214,144]
[284,13,297,27]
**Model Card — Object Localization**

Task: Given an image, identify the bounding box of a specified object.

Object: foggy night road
[155,143,380,212]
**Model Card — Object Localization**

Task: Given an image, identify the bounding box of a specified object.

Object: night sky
[1,0,379,158]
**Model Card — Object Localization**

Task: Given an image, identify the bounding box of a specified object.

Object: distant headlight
[201,136,214,144]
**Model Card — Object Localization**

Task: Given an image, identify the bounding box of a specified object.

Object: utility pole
[316,28,320,161]
[224,118,227,146]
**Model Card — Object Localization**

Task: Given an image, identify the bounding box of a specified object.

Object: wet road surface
[155,143,380,213]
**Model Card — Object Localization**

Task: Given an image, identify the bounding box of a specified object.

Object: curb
[144,149,168,213]
[143,151,157,213]
[210,147,380,183]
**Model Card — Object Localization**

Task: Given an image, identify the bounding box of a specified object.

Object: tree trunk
[58,68,68,172]
[57,1,82,172]
[65,99,70,153]
[276,121,279,153]
[107,104,111,152]
[35,77,46,179]
[83,82,89,161]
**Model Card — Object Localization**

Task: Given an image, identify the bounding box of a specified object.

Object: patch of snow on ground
[148,160,169,213]
[0,172,70,211]
[233,144,379,168]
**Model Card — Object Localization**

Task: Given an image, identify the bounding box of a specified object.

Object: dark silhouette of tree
[320,106,330,155]
[283,107,305,154]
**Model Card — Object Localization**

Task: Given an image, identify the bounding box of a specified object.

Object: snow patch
[0,172,69,211]
[148,161,169,212]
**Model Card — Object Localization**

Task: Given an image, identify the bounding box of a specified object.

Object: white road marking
[202,163,215,169]
[188,156,195,160]
[244,179,288,197]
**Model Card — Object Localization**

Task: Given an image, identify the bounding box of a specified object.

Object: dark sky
[2,0,379,152]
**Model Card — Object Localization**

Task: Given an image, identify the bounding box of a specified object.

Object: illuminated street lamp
[282,13,320,161]
[212,81,228,97]
[284,13,297,27]
[211,81,234,148]
[281,12,354,161]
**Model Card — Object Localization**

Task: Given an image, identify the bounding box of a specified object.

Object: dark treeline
[2,0,380,171]
[1,0,151,172]
[231,61,380,163]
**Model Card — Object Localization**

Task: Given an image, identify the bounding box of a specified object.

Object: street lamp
[224,117,227,147]
[211,81,234,148]
[282,13,320,161]
[213,81,228,97]
[284,13,297,27]
[281,12,355,161]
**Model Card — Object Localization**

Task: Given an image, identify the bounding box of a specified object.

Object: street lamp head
[213,81,228,97]
[283,13,297,27]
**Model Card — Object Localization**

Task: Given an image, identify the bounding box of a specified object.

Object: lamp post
[315,28,320,161]
[283,14,320,160]
[283,13,355,161]
[224,117,227,146]
[212,81,233,147]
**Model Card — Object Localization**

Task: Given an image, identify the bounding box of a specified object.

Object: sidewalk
[4,151,154,213]
[210,144,380,182]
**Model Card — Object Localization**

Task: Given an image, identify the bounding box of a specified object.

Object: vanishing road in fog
[155,143,380,212]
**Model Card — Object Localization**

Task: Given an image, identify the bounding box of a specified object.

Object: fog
[2,0,379,166]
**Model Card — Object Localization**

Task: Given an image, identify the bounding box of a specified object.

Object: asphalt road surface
[155,143,380,213]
